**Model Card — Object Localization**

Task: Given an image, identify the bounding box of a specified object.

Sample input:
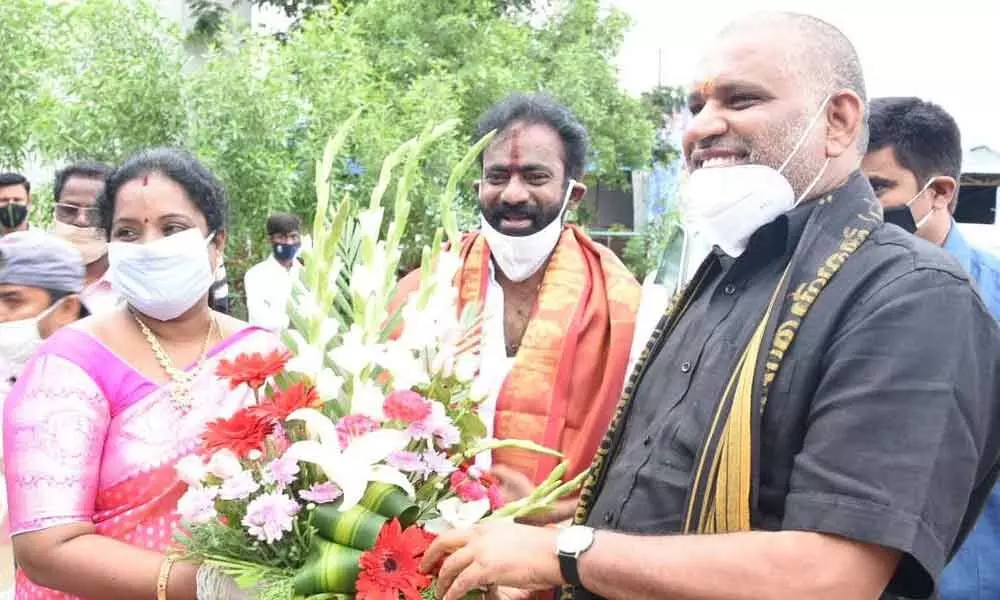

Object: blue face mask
[272,242,300,262]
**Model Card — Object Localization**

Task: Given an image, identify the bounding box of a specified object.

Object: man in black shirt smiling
[423,11,1000,600]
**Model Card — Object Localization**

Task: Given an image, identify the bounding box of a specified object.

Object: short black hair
[474,93,589,181]
[54,161,112,201]
[0,172,30,195]
[868,97,962,185]
[46,288,89,319]
[266,212,302,236]
[98,148,228,237]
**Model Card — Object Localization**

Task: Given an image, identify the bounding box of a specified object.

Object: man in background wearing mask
[863,97,1000,318]
[0,231,87,398]
[49,161,121,315]
[244,211,303,331]
[392,93,640,526]
[863,97,1000,600]
[0,173,31,237]
[422,14,1000,600]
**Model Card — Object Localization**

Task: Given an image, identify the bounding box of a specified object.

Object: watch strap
[558,550,584,588]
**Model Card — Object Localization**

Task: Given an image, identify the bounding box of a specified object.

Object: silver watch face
[558,526,595,554]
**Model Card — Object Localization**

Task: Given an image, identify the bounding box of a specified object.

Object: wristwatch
[556,525,596,588]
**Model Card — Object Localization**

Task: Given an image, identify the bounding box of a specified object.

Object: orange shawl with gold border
[393,225,640,484]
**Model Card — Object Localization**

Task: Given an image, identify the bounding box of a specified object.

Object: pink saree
[3,325,282,599]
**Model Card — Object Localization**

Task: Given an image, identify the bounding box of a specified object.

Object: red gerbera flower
[216,349,293,390]
[252,382,320,422]
[357,519,435,600]
[383,390,432,424]
[202,407,276,458]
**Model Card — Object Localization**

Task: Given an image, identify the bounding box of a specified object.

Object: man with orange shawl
[394,94,640,524]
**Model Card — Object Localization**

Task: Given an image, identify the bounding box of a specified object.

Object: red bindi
[141,174,149,186]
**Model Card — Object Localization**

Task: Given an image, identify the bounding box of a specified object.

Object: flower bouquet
[175,114,585,599]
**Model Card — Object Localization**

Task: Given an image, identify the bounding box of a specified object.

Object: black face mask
[0,203,28,230]
[272,242,301,262]
[883,205,917,234]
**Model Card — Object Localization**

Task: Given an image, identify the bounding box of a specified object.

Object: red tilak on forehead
[141,174,149,186]
[507,128,522,169]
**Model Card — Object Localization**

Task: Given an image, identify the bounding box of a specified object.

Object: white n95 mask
[685,96,832,257]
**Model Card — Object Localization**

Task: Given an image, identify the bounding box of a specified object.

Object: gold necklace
[132,310,217,410]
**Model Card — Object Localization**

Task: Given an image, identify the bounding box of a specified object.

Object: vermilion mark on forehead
[507,128,522,170]
[141,175,149,186]
[696,78,716,98]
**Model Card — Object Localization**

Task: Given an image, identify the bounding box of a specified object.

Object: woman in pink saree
[4,148,282,600]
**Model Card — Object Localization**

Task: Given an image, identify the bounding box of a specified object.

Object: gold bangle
[157,556,177,600]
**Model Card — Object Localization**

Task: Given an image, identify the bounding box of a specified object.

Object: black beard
[482,202,561,236]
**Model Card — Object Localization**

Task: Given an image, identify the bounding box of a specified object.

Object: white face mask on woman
[108,228,216,321]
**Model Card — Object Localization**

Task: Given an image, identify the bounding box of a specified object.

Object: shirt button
[603,511,614,524]
[724,283,737,295]
[643,436,652,446]
[680,361,692,373]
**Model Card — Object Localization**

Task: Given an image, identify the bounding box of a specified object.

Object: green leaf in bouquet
[292,538,363,596]
[312,503,387,550]
[438,129,497,249]
[359,482,419,527]
[461,438,564,462]
[455,412,488,448]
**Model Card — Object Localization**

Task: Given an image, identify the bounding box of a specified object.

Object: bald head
[683,12,869,200]
[721,13,866,110]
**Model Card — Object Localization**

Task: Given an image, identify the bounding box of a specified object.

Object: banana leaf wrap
[295,483,418,595]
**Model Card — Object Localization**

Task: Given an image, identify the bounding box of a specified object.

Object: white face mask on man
[684,96,833,257]
[0,299,63,376]
[108,228,217,321]
[480,179,577,282]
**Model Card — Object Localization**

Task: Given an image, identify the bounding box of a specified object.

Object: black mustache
[492,205,540,220]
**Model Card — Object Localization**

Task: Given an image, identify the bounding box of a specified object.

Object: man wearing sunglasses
[49,161,120,315]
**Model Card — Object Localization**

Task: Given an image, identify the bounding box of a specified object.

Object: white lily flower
[316,368,345,400]
[284,408,414,511]
[351,378,386,420]
[423,497,490,534]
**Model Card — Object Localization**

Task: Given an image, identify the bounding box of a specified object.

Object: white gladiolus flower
[329,325,381,376]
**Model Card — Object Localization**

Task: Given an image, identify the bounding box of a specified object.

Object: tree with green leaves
[1,0,656,315]
[0,0,62,169]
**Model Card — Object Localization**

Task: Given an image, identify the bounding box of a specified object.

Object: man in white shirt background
[243,212,303,332]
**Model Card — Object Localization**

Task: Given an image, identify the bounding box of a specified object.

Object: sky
[610,0,1000,150]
